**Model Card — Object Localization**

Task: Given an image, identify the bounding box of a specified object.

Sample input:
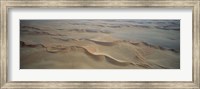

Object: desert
[20,20,180,69]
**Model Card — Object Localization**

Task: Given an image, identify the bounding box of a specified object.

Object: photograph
[20,20,180,69]
[1,0,199,88]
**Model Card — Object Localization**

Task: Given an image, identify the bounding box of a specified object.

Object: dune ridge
[68,29,112,34]
[21,26,66,36]
[20,40,170,68]
[21,26,42,30]
[53,38,179,53]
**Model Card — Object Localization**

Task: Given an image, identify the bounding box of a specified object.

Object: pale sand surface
[20,20,180,69]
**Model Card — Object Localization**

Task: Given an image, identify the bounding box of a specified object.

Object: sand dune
[67,29,112,34]
[20,38,178,69]
[20,20,180,69]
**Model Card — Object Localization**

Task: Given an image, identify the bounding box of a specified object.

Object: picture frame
[0,0,199,89]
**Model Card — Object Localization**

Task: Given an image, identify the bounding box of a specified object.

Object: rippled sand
[20,20,180,69]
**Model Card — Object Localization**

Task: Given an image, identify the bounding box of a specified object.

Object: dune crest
[20,40,174,69]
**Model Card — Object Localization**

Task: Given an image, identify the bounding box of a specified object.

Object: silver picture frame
[0,0,199,88]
